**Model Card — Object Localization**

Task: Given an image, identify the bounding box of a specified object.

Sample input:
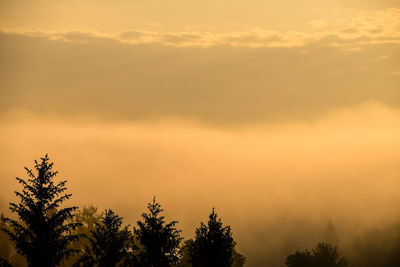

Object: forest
[0,155,399,267]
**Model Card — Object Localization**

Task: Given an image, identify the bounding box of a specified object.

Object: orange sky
[0,1,399,266]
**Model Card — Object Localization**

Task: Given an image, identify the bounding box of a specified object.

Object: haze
[0,0,399,266]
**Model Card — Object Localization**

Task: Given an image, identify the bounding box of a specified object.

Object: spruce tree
[74,209,132,267]
[179,239,245,267]
[134,197,182,266]
[189,208,235,267]
[0,155,81,267]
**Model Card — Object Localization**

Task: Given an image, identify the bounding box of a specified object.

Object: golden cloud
[1,8,399,48]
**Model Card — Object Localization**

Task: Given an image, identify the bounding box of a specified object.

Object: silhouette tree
[313,243,347,266]
[285,249,313,267]
[134,197,182,266]
[189,208,235,267]
[74,209,132,267]
[0,155,80,267]
[285,242,347,267]
[179,238,245,267]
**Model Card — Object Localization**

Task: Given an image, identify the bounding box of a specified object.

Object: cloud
[0,25,399,126]
[1,8,399,48]
[161,33,203,44]
[119,30,147,40]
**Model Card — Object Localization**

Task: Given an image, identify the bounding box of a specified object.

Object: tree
[189,208,235,267]
[61,205,102,267]
[285,250,313,267]
[313,243,347,267]
[134,197,182,266]
[74,209,132,267]
[232,248,246,267]
[177,240,193,267]
[285,242,348,267]
[179,239,245,267]
[0,155,81,267]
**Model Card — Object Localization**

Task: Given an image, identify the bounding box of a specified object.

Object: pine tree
[0,155,81,267]
[189,208,235,267]
[74,209,132,267]
[134,197,182,266]
[179,239,245,267]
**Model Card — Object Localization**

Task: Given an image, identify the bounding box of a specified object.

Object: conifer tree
[189,208,235,267]
[0,155,81,267]
[74,209,132,267]
[134,197,182,266]
[179,239,245,267]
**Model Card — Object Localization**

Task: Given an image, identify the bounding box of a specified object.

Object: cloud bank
[0,11,399,126]
[1,8,400,48]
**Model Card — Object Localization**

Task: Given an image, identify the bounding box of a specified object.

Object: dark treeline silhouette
[285,242,347,267]
[0,155,246,267]
[1,155,400,266]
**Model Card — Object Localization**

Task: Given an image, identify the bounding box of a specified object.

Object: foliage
[286,249,314,267]
[61,205,102,266]
[134,197,183,266]
[179,239,245,267]
[176,240,193,267]
[0,155,80,267]
[285,242,348,267]
[74,209,132,267]
[189,208,235,267]
[232,248,246,267]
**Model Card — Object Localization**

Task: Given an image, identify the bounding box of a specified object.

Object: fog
[1,102,399,266]
[1,3,399,264]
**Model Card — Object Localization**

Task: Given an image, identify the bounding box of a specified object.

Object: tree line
[0,155,349,267]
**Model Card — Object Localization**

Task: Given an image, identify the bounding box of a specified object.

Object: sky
[0,1,399,266]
